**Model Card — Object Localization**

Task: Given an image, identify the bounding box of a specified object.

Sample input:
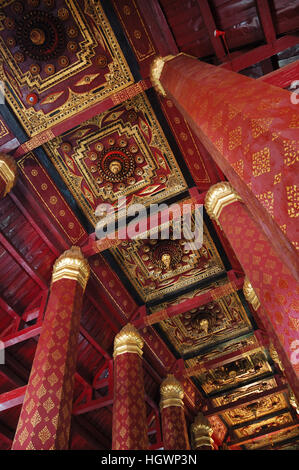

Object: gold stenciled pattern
[250,118,273,139]
[252,147,271,177]
[256,190,274,217]
[286,185,298,218]
[228,126,242,151]
[283,139,299,167]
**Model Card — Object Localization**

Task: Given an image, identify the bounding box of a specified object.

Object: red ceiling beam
[85,289,120,334]
[0,231,48,290]
[72,395,114,416]
[134,273,244,328]
[204,382,289,417]
[0,365,25,387]
[258,59,299,88]
[256,0,276,45]
[79,326,111,361]
[9,191,60,258]
[0,386,26,412]
[1,323,42,348]
[82,191,203,257]
[0,297,19,323]
[12,180,73,252]
[13,80,151,158]
[71,420,106,450]
[135,0,179,57]
[73,416,111,450]
[196,0,227,61]
[221,35,299,72]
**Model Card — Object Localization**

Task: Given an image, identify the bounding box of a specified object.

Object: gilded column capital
[160,374,184,410]
[0,153,17,197]
[113,323,144,358]
[150,55,175,96]
[191,412,214,450]
[205,182,242,222]
[52,246,90,291]
[243,276,260,311]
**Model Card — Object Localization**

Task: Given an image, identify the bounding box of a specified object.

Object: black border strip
[101,0,142,83]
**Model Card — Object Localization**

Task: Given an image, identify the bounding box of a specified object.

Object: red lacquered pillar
[12,247,90,450]
[0,153,17,198]
[160,374,190,450]
[151,54,299,281]
[205,182,299,399]
[112,323,148,450]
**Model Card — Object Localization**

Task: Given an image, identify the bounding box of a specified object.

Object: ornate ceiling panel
[242,425,299,450]
[186,334,258,364]
[154,287,253,357]
[110,213,225,302]
[191,348,272,395]
[0,0,134,136]
[44,92,188,226]
[221,392,288,426]
[234,411,294,439]
[211,377,278,407]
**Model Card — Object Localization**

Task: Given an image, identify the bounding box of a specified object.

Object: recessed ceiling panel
[0,0,134,136]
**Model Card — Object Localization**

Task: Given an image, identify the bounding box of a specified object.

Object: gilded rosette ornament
[205,182,242,223]
[191,412,214,450]
[160,374,184,410]
[243,276,260,311]
[52,246,90,291]
[113,323,144,358]
[0,153,17,197]
[150,55,175,96]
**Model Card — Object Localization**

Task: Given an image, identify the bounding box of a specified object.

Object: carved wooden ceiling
[0,0,298,451]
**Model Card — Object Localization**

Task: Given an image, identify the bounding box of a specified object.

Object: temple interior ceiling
[0,0,298,452]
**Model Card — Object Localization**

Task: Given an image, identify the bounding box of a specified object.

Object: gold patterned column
[12,247,89,450]
[204,183,299,398]
[150,53,299,282]
[112,323,149,450]
[191,412,214,450]
[0,153,17,198]
[160,374,190,450]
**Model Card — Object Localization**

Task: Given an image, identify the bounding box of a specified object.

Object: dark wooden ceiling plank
[197,0,227,60]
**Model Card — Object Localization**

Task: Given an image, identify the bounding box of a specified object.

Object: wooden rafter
[197,0,227,60]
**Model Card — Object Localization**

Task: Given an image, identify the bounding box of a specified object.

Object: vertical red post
[112,323,149,450]
[12,247,90,450]
[160,374,190,450]
[150,54,299,281]
[204,183,299,399]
